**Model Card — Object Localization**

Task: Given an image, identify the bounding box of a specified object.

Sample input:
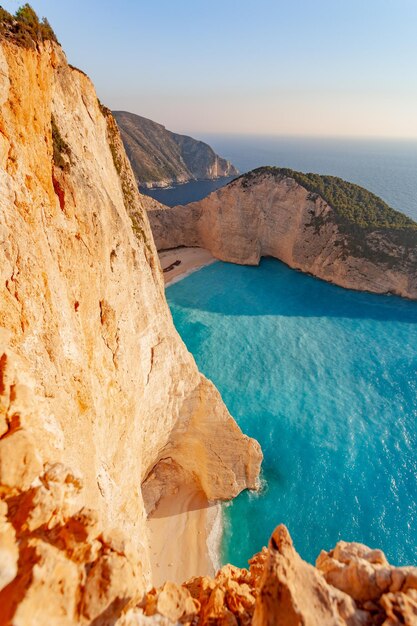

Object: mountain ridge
[113,110,239,188]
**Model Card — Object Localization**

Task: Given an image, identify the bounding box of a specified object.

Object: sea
[160,136,417,567]
[142,135,417,221]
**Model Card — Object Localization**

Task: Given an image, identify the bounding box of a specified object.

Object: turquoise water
[166,258,417,567]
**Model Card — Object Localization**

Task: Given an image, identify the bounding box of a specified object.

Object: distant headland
[113,110,239,189]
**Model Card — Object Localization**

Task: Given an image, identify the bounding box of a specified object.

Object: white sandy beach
[159,247,217,286]
[147,485,221,586]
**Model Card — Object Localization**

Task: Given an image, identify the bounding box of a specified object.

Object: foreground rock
[0,10,261,625]
[147,167,417,299]
[120,525,417,626]
[113,110,238,189]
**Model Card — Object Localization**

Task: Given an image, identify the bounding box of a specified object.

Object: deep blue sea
[143,135,417,221]
[167,259,417,567]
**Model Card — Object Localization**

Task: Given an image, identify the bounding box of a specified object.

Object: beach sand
[159,247,216,286]
[148,247,221,586]
[147,485,221,586]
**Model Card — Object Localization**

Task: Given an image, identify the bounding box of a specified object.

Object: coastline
[159,247,217,286]
[146,247,224,586]
[146,486,221,586]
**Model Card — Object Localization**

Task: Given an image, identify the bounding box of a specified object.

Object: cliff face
[147,168,417,299]
[0,36,261,625]
[113,110,239,188]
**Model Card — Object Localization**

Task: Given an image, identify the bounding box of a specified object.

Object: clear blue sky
[2,0,417,138]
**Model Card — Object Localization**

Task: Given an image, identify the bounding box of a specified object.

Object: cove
[166,258,417,567]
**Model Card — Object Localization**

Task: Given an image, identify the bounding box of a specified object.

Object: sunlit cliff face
[0,28,261,624]
[147,169,417,299]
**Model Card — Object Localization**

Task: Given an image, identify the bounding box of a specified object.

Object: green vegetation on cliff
[0,4,58,47]
[240,167,417,231]
[102,108,153,257]
[51,115,71,170]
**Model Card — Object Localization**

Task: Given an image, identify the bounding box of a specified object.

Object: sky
[2,0,417,138]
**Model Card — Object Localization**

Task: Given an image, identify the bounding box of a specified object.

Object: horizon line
[185,130,417,142]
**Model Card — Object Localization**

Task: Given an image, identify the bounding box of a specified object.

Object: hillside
[241,167,417,231]
[147,167,417,298]
[2,5,417,626]
[113,110,239,188]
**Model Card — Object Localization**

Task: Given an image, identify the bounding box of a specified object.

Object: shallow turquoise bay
[166,258,417,567]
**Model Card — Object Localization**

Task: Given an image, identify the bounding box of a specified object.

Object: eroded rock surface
[0,34,261,625]
[1,11,416,626]
[124,526,417,626]
[317,540,417,623]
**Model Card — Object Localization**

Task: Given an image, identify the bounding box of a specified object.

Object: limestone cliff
[113,110,239,188]
[147,167,417,299]
[119,525,417,626]
[0,22,261,626]
[2,8,416,626]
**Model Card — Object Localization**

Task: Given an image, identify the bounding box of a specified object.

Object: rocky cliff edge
[147,167,417,299]
[118,524,417,626]
[0,32,261,625]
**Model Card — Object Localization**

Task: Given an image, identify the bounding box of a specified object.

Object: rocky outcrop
[0,26,261,625]
[253,527,367,626]
[147,168,417,299]
[113,110,238,188]
[120,525,417,626]
[317,540,417,621]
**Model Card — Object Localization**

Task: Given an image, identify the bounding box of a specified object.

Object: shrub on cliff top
[239,166,417,232]
[15,4,38,26]
[0,3,58,47]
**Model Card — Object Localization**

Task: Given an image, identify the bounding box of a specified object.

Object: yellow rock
[0,33,261,625]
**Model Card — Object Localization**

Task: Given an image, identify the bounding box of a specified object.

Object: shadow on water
[141,176,236,207]
[167,257,417,324]
[167,253,417,567]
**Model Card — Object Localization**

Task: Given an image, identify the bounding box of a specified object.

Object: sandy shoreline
[159,247,217,286]
[147,485,221,586]
[148,247,221,586]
